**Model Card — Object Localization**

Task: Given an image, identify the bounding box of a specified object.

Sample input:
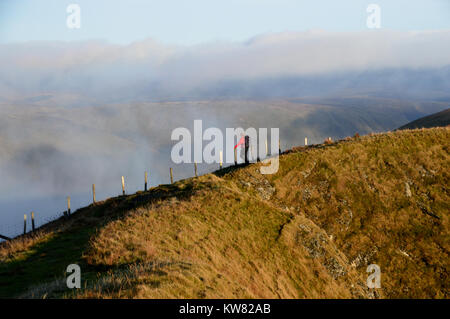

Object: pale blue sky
[1,0,449,45]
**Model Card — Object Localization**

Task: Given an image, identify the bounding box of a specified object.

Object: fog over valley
[1,30,449,237]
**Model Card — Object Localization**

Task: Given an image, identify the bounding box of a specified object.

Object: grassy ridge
[398,108,450,130]
[229,128,449,298]
[0,127,448,298]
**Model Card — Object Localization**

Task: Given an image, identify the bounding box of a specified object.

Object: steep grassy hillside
[0,127,448,299]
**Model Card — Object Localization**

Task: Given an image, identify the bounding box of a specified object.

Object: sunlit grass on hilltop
[0,127,448,298]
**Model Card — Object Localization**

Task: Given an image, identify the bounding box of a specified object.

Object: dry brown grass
[0,232,51,262]
[1,127,448,299]
[75,175,368,298]
[229,127,449,298]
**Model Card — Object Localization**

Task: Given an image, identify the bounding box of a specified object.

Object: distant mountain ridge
[399,108,450,130]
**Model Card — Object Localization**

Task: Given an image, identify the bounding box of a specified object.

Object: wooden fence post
[67,196,71,216]
[31,212,35,232]
[121,176,125,195]
[145,171,148,191]
[305,137,308,146]
[23,214,27,234]
[92,184,96,204]
[219,151,223,169]
[234,148,237,166]
[194,162,198,177]
[265,139,268,156]
[170,168,174,184]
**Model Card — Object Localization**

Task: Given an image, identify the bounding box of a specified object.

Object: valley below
[1,95,448,237]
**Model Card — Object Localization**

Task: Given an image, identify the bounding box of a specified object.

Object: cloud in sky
[1,28,450,234]
[1,30,450,100]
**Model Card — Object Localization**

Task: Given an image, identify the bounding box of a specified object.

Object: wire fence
[0,210,66,242]
[0,136,294,243]
[0,222,23,241]
[0,162,231,242]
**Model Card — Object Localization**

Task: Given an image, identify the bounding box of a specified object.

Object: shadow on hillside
[0,181,199,298]
[212,163,250,178]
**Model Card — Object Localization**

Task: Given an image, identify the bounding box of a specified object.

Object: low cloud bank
[1,30,450,236]
[1,30,450,101]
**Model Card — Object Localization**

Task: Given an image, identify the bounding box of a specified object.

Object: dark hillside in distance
[399,108,450,130]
